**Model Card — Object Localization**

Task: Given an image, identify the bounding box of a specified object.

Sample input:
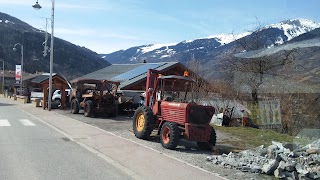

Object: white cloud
[55,3,111,11]
[66,39,140,54]
[0,0,112,11]
[0,0,33,7]
[101,33,140,40]
[52,27,147,53]
[55,27,141,40]
[55,28,96,36]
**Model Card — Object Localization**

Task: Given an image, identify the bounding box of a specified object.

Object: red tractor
[133,69,216,150]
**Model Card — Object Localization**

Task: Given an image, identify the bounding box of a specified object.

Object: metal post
[0,60,4,94]
[21,45,24,93]
[2,61,4,94]
[13,43,23,95]
[33,0,55,110]
[48,0,55,111]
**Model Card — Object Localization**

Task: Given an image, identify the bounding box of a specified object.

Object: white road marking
[19,119,36,126]
[0,119,11,126]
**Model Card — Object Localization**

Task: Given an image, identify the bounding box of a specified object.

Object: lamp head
[32,1,42,10]
[13,47,17,51]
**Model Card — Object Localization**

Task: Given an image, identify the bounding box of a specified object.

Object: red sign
[16,65,21,81]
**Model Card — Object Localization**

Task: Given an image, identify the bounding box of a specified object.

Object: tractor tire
[71,99,80,114]
[209,127,217,146]
[132,106,155,139]
[110,105,118,117]
[160,122,180,150]
[84,100,94,117]
[197,127,217,151]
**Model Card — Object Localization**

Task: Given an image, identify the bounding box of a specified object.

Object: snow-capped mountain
[267,18,320,41]
[199,32,252,45]
[102,18,320,65]
[102,32,251,64]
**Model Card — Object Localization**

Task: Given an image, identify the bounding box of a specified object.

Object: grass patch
[213,126,312,150]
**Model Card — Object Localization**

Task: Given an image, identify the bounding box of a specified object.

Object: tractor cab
[146,74,196,115]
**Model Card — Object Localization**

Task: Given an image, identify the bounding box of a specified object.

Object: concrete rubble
[207,139,320,179]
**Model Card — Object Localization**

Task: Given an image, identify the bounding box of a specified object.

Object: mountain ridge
[101,18,320,66]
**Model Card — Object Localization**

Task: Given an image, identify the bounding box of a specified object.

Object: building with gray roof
[74,62,192,90]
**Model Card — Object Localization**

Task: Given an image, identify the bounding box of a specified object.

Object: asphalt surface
[0,101,131,180]
[0,97,228,180]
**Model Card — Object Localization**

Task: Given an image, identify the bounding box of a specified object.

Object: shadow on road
[58,108,132,122]
[145,135,223,155]
[0,102,14,107]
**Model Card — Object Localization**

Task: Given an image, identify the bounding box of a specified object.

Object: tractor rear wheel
[84,100,94,117]
[71,99,79,114]
[160,122,180,149]
[197,127,217,151]
[133,106,155,139]
[110,105,118,117]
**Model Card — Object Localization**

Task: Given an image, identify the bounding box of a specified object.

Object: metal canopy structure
[74,62,190,90]
[112,63,162,81]
[159,75,195,82]
[40,74,69,110]
[23,73,69,109]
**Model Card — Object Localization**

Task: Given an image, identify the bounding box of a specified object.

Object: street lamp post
[0,60,4,94]
[33,0,55,111]
[13,43,24,95]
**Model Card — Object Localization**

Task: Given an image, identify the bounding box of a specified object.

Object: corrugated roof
[119,62,180,89]
[31,75,50,84]
[77,64,142,80]
[30,73,60,84]
[74,62,182,90]
[24,73,56,82]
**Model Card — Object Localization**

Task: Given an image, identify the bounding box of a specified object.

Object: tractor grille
[187,105,214,125]
[102,94,114,105]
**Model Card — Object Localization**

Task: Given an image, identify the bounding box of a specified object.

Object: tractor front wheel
[71,99,79,114]
[160,122,180,149]
[133,106,155,139]
[84,100,94,117]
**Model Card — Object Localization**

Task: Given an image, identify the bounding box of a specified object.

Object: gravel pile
[207,140,320,179]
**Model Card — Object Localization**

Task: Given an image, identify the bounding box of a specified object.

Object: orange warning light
[183,71,189,77]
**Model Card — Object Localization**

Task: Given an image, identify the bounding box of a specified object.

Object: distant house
[73,62,196,91]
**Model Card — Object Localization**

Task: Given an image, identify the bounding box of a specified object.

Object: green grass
[213,126,312,150]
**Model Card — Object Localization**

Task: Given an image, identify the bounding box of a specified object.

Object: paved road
[0,101,132,180]
[0,97,226,180]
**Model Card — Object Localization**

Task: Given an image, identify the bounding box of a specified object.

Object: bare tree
[187,59,212,101]
[230,19,298,102]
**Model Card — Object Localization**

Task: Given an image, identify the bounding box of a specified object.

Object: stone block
[284,161,296,172]
[285,171,298,180]
[32,98,41,107]
[262,159,279,175]
[274,168,286,179]
[306,148,320,155]
[267,144,278,159]
[16,96,27,103]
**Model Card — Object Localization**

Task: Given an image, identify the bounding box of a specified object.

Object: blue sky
[0,0,320,53]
